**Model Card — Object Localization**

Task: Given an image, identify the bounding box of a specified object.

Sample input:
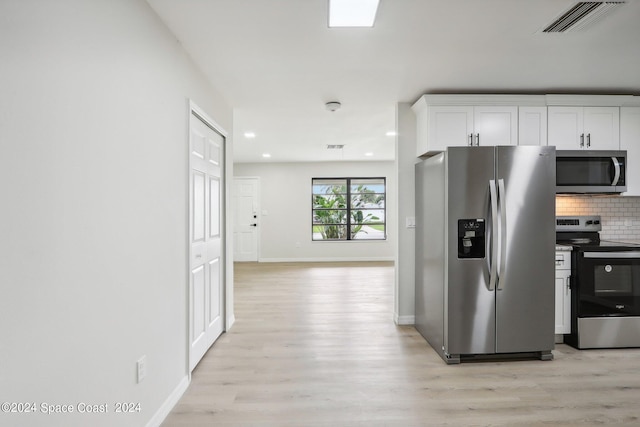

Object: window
[312,177,386,241]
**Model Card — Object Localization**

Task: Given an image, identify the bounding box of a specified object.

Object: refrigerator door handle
[488,179,499,291]
[497,179,507,290]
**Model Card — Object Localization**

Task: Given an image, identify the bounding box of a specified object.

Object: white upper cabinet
[413,95,523,156]
[427,105,517,150]
[620,107,640,196]
[473,106,518,147]
[413,95,633,157]
[518,106,547,146]
[425,106,474,152]
[548,106,620,150]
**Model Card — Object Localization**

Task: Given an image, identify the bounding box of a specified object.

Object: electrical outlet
[137,355,147,383]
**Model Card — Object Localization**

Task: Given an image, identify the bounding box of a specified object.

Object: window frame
[312,177,386,241]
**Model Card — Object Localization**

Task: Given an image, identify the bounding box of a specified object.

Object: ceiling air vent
[541,1,625,33]
[327,144,345,149]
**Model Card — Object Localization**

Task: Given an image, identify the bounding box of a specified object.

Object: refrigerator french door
[415,146,556,364]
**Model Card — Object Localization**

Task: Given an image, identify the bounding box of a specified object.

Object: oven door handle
[584,251,640,259]
[611,157,621,186]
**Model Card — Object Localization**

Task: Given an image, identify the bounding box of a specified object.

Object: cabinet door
[518,106,547,146]
[584,107,620,150]
[548,106,583,150]
[555,270,571,334]
[620,107,640,196]
[474,106,518,146]
[415,105,429,157]
[427,106,474,152]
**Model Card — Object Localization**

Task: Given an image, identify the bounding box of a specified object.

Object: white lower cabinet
[555,249,572,336]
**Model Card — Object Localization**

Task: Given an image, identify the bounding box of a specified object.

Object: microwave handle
[611,157,621,186]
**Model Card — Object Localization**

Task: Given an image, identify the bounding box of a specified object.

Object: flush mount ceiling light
[325,101,342,112]
[244,132,256,138]
[328,0,380,27]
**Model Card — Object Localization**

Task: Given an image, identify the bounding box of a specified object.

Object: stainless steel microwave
[556,150,626,194]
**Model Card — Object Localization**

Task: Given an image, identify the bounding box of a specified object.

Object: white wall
[394,103,418,324]
[234,161,395,262]
[0,1,232,426]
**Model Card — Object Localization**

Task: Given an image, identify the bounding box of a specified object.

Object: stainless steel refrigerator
[415,146,556,364]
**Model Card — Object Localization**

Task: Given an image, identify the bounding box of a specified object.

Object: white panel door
[190,112,224,371]
[233,177,259,262]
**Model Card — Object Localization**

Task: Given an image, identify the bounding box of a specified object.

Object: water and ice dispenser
[457,219,485,259]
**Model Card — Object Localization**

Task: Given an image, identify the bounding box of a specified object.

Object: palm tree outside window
[312,177,386,241]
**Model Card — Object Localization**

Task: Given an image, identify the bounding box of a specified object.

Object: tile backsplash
[556,196,640,242]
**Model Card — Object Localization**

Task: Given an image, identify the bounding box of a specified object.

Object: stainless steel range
[556,215,640,349]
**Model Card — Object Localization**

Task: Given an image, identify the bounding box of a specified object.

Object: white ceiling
[146,0,640,163]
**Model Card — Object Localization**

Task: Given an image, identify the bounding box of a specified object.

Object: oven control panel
[556,215,601,232]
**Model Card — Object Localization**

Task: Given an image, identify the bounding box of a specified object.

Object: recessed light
[262,153,271,158]
[244,132,256,138]
[328,0,380,27]
[365,152,374,157]
[386,131,396,137]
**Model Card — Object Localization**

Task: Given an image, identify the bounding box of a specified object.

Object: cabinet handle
[566,276,571,293]
[580,133,584,148]
[476,133,480,146]
[587,133,591,148]
[469,134,473,146]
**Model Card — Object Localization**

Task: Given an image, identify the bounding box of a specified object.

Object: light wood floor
[163,262,640,426]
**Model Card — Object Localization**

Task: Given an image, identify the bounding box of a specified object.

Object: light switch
[406,217,416,228]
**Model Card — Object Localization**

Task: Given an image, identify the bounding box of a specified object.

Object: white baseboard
[146,375,190,427]
[394,314,415,325]
[258,257,395,263]
[226,314,236,331]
